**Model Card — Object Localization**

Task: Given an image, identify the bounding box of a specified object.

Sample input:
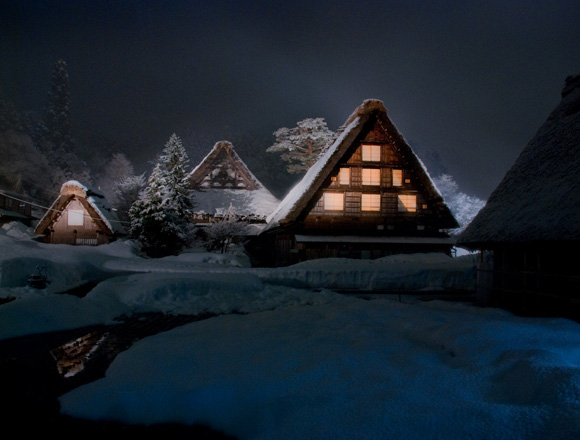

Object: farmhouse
[187,140,279,224]
[457,73,580,316]
[34,180,125,245]
[249,99,458,267]
[0,189,34,226]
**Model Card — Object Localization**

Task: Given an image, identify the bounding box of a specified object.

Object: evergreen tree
[129,134,194,257]
[267,118,336,174]
[39,59,88,180]
[43,60,73,161]
[129,164,170,256]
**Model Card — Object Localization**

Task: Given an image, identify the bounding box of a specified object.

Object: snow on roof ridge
[337,99,385,133]
[61,180,105,198]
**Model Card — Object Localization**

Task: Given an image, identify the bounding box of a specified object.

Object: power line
[0,187,131,225]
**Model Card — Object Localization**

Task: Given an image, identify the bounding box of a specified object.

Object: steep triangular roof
[266,99,457,230]
[187,141,279,219]
[188,141,261,190]
[458,73,580,248]
[35,180,125,236]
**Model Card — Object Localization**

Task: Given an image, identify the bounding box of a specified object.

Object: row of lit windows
[338,168,403,186]
[323,193,417,212]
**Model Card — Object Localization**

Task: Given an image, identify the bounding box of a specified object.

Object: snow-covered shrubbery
[434,174,486,234]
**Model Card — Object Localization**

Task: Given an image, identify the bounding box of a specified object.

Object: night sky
[2,0,580,199]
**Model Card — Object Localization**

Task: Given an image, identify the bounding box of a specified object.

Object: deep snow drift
[1,222,580,439]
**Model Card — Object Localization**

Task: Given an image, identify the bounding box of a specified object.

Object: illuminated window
[362,194,381,211]
[324,193,344,211]
[362,168,380,185]
[68,209,84,226]
[392,169,403,186]
[339,168,350,185]
[398,195,416,212]
[362,144,381,161]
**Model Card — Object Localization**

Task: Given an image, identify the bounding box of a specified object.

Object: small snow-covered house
[457,73,580,315]
[187,141,279,224]
[249,99,458,267]
[34,180,125,245]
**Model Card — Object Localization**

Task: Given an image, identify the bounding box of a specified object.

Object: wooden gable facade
[35,180,125,245]
[187,141,280,224]
[188,141,260,191]
[249,100,458,266]
[457,74,580,317]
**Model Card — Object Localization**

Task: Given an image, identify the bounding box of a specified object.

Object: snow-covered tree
[96,153,135,205]
[267,118,336,174]
[114,173,146,223]
[42,60,73,163]
[433,174,485,234]
[129,134,194,257]
[158,133,194,235]
[129,164,170,256]
[202,204,248,254]
[38,59,89,181]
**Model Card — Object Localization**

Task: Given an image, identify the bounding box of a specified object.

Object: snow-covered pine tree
[129,134,194,257]
[158,133,194,244]
[267,118,336,174]
[42,60,73,166]
[129,163,171,256]
[38,59,89,181]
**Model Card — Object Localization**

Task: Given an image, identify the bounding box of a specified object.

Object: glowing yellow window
[324,193,344,211]
[362,194,381,211]
[362,168,380,185]
[398,195,416,212]
[339,168,350,185]
[67,209,84,226]
[362,144,381,161]
[392,169,403,187]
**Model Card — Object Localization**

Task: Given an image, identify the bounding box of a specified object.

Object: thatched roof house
[187,141,279,224]
[458,73,580,314]
[35,180,125,245]
[249,99,458,266]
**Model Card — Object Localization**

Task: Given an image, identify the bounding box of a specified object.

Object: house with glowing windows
[248,99,458,266]
[34,180,125,245]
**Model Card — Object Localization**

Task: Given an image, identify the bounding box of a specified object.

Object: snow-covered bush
[434,174,485,234]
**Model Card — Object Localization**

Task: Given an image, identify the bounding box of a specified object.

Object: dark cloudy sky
[2,0,580,199]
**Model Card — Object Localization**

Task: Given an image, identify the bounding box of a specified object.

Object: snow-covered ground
[2,222,580,439]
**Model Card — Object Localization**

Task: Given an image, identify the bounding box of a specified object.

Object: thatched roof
[187,141,279,219]
[265,99,457,230]
[458,73,580,248]
[35,180,125,236]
